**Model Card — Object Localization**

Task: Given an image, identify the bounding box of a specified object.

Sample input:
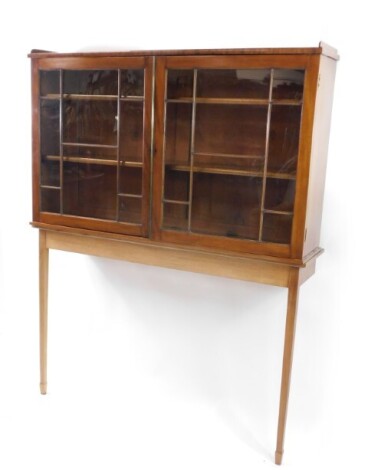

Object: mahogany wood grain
[31,59,40,221]
[28,44,338,60]
[44,229,293,287]
[290,55,320,259]
[303,55,337,256]
[32,221,323,268]
[142,57,153,237]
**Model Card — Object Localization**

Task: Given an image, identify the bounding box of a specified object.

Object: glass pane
[195,104,268,158]
[63,163,116,220]
[272,69,305,100]
[64,70,118,95]
[41,188,60,213]
[197,69,270,99]
[264,179,295,212]
[41,161,60,187]
[262,213,292,244]
[268,105,302,176]
[119,166,142,196]
[40,99,60,186]
[63,100,117,146]
[118,196,142,224]
[121,69,144,97]
[165,102,192,166]
[167,70,193,99]
[162,203,188,231]
[164,169,189,202]
[41,100,60,155]
[191,174,262,239]
[40,70,60,97]
[120,102,143,163]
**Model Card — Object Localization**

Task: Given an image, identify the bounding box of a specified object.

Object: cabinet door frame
[32,56,153,237]
[152,54,320,259]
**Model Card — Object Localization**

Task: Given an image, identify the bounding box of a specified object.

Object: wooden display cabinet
[29,43,338,464]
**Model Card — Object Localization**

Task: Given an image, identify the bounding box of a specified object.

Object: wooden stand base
[38,227,318,464]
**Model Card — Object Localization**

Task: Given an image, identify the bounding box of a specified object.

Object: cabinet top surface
[28,43,339,60]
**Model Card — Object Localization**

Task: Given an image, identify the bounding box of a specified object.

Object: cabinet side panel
[303,56,337,256]
[31,59,41,221]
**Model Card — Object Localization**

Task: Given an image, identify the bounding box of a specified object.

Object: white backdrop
[0,1,366,469]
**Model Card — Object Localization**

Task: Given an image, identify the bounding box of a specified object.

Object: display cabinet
[29,43,338,464]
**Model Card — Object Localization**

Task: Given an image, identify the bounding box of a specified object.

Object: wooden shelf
[41,94,144,101]
[62,142,118,149]
[166,97,302,106]
[46,155,143,168]
[165,163,296,180]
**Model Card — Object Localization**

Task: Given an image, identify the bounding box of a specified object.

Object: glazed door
[35,56,152,236]
[152,55,316,257]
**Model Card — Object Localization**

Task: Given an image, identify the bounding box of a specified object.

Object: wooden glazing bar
[62,142,118,149]
[187,69,198,232]
[116,68,122,221]
[258,69,274,241]
[59,70,64,214]
[40,185,61,190]
[163,198,190,205]
[120,96,144,101]
[118,193,143,199]
[149,57,156,239]
[160,68,169,230]
[263,209,294,216]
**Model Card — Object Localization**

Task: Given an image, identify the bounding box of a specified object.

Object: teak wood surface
[30,45,338,465]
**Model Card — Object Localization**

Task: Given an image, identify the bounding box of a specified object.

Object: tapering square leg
[275,268,300,464]
[39,230,49,395]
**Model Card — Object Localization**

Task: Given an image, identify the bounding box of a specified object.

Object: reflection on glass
[165,103,192,166]
[197,69,270,99]
[162,203,188,231]
[164,169,189,202]
[262,213,292,244]
[40,99,60,189]
[264,179,295,212]
[64,70,118,95]
[195,104,268,157]
[272,69,304,100]
[40,70,60,96]
[41,161,60,187]
[120,102,143,163]
[121,69,144,97]
[191,174,262,239]
[119,167,142,196]
[118,196,142,224]
[41,188,60,213]
[63,163,116,220]
[41,100,60,155]
[160,66,306,244]
[63,145,116,161]
[268,105,302,175]
[63,100,117,146]
[167,70,194,99]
